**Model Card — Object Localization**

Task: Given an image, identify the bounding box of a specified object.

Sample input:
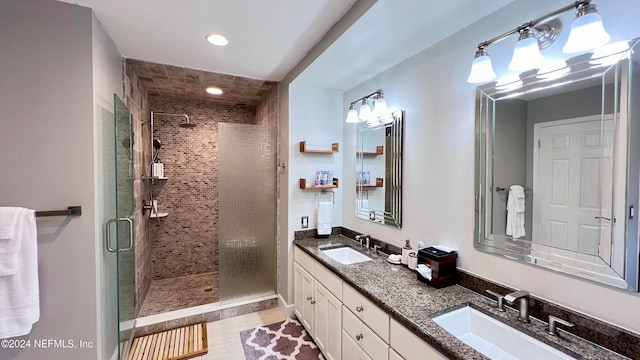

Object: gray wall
[493,100,528,235]
[0,1,120,359]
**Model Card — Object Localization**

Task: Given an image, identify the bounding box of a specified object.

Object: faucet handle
[548,315,575,336]
[373,244,382,255]
[485,290,505,312]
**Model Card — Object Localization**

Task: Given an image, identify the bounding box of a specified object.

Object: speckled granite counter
[294,235,629,360]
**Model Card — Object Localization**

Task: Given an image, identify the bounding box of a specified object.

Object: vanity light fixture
[206,86,223,95]
[345,90,387,124]
[467,0,610,84]
[206,33,229,46]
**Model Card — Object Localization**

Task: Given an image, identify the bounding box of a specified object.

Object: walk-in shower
[137,106,277,321]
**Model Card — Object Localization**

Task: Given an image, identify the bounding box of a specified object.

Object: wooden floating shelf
[299,141,339,153]
[357,178,384,189]
[357,146,384,156]
[300,178,339,190]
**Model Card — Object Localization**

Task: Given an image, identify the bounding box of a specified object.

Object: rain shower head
[152,112,195,128]
[179,122,197,128]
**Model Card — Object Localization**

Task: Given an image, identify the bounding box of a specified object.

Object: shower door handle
[105,217,134,252]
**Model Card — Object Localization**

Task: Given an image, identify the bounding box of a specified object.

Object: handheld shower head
[153,139,162,149]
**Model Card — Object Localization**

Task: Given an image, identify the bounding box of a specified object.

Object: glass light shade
[358,102,372,120]
[346,109,359,123]
[563,12,611,54]
[508,37,544,71]
[372,98,388,118]
[589,41,631,66]
[537,60,570,80]
[467,54,496,83]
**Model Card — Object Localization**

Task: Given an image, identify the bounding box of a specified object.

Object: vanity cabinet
[390,318,446,360]
[343,330,373,360]
[343,305,389,360]
[294,245,445,360]
[294,248,343,360]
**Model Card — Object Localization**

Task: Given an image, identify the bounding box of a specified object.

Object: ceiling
[58,0,357,81]
[293,0,519,90]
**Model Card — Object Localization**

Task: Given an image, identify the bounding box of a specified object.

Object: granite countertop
[294,235,628,360]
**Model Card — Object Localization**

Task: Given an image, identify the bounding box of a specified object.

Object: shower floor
[138,272,219,317]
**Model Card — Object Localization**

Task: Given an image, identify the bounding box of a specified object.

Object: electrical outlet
[301,216,309,229]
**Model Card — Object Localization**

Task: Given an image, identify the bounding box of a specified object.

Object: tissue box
[417,247,457,288]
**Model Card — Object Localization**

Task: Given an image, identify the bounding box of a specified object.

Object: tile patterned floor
[196,308,285,360]
[139,272,219,317]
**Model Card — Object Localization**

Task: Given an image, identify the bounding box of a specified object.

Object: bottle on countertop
[401,238,412,266]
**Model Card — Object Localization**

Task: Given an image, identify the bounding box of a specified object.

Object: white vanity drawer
[343,306,389,360]
[294,246,315,275]
[314,261,342,300]
[390,318,446,360]
[343,283,389,342]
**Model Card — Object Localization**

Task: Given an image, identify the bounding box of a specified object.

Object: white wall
[341,0,640,333]
[92,12,123,360]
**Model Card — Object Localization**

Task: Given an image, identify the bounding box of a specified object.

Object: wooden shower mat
[128,322,208,360]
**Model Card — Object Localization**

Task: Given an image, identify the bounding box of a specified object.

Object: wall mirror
[356,110,403,228]
[475,39,640,291]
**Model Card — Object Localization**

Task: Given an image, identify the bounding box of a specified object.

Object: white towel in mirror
[506,185,526,239]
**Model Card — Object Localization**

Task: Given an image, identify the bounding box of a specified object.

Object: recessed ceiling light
[206,33,228,46]
[206,87,223,95]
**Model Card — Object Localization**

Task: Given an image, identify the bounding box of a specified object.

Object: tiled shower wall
[254,85,280,293]
[150,96,257,280]
[124,63,152,315]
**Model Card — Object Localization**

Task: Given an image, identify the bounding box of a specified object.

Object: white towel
[317,201,333,236]
[0,207,24,276]
[506,185,526,239]
[0,208,39,338]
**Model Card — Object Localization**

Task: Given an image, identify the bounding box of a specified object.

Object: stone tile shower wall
[150,96,257,280]
[254,85,280,293]
[124,63,152,316]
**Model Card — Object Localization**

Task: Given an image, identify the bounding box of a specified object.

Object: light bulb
[509,30,544,71]
[373,98,388,118]
[563,5,610,54]
[346,108,359,123]
[359,100,372,120]
[467,48,496,84]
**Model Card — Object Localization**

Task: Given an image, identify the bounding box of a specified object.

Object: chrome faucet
[355,234,370,248]
[547,315,574,336]
[504,290,530,322]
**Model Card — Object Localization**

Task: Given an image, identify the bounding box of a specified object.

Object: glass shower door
[113,95,136,359]
[218,123,276,303]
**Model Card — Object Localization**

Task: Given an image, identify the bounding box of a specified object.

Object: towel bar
[35,206,82,217]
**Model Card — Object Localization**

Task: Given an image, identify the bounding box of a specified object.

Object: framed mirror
[475,39,640,291]
[356,110,403,228]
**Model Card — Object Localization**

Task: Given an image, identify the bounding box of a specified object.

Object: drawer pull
[306,297,312,301]
[310,300,316,304]
[355,334,363,341]
[356,306,364,312]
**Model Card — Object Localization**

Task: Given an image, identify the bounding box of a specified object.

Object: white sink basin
[321,247,372,265]
[433,306,574,360]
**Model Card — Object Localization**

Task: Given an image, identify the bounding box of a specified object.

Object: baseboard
[278,293,295,318]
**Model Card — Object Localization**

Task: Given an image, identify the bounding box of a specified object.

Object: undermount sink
[433,306,574,360]
[321,247,372,265]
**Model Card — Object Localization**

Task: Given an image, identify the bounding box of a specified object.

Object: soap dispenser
[401,238,412,266]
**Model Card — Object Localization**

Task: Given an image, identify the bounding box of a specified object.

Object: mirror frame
[356,110,404,228]
[474,41,640,291]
